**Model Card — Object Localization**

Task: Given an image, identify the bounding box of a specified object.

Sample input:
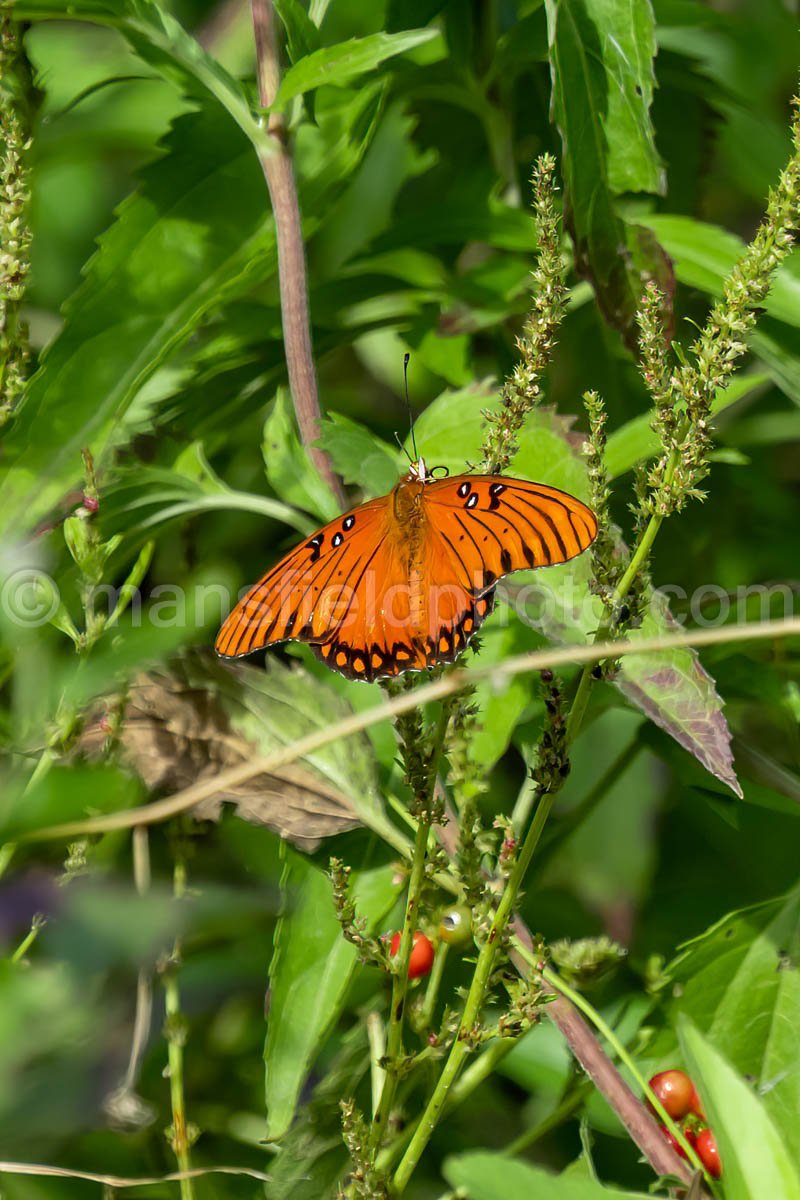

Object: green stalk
[377,1033,518,1174]
[566,434,680,742]
[391,789,555,1193]
[9,914,43,964]
[164,859,195,1200]
[536,963,707,1177]
[419,941,449,1031]
[505,1083,588,1156]
[368,811,431,1154]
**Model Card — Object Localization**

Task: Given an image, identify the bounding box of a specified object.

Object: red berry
[389,930,434,979]
[648,1069,695,1120]
[695,1127,721,1178]
[658,1125,689,1160]
[689,1083,706,1120]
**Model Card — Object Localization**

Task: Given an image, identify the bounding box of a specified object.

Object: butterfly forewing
[424,474,597,588]
[215,499,387,658]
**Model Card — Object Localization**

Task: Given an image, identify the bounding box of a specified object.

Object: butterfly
[216,457,597,682]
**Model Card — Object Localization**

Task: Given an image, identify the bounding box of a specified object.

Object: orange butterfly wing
[215,497,390,661]
[396,474,597,671]
[423,473,597,590]
[216,471,596,682]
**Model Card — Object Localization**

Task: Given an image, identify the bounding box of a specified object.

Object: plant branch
[164,857,195,1200]
[250,0,345,506]
[541,965,706,1178]
[21,614,800,844]
[391,787,556,1193]
[569,107,800,736]
[368,813,431,1156]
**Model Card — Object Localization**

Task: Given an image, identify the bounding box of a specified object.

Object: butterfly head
[406,457,449,484]
[408,456,429,483]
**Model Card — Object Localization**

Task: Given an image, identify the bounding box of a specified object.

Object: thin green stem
[419,941,449,1031]
[510,768,537,835]
[368,812,431,1155]
[9,914,44,965]
[505,1081,589,1156]
[537,963,706,1177]
[164,858,195,1200]
[367,1011,386,1118]
[537,739,642,867]
[392,789,555,1193]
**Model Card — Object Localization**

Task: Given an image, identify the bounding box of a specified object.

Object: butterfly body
[216,460,597,681]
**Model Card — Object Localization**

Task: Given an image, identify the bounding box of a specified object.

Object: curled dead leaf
[80,656,362,851]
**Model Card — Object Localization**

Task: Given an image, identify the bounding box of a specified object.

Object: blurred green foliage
[1,0,799,1197]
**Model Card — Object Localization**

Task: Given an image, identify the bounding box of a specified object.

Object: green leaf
[604,373,771,478]
[264,848,397,1141]
[14,0,266,152]
[653,889,800,1164]
[615,590,742,798]
[443,1151,652,1199]
[0,764,143,840]
[273,0,321,63]
[103,459,313,542]
[272,29,440,109]
[544,0,667,341]
[198,654,400,847]
[638,213,800,328]
[679,1018,800,1200]
[317,413,404,498]
[404,380,498,469]
[0,106,273,539]
[263,389,340,522]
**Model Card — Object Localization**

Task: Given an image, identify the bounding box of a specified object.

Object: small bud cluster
[391,686,446,824]
[549,935,627,988]
[482,155,567,474]
[330,858,386,968]
[582,389,625,610]
[498,967,550,1038]
[0,17,32,428]
[493,814,517,878]
[638,104,800,523]
[446,690,488,808]
[339,1099,388,1198]
[530,671,570,793]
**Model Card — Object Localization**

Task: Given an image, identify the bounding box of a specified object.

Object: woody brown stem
[250,0,346,507]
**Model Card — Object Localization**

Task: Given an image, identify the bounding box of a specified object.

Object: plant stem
[538,964,707,1178]
[368,812,431,1154]
[164,858,195,1200]
[367,1011,386,1118]
[505,1082,589,1156]
[21,615,800,844]
[9,914,44,964]
[419,941,448,1031]
[249,0,345,506]
[124,828,153,1092]
[377,1033,518,1174]
[391,789,555,1193]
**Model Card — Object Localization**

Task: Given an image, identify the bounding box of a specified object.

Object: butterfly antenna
[403,352,419,462]
[394,430,413,464]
